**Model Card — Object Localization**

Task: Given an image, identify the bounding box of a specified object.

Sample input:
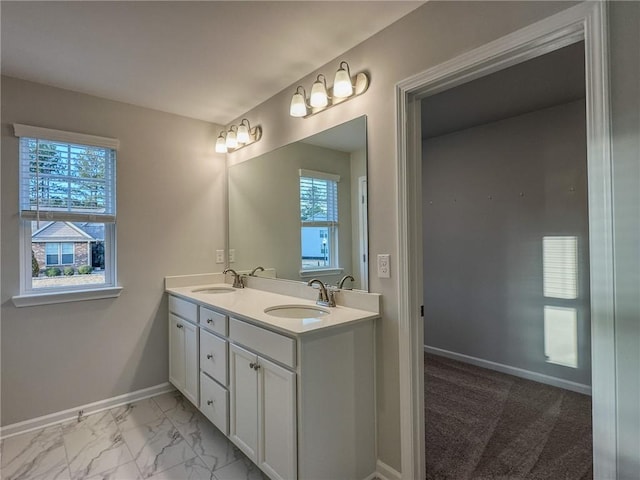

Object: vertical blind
[18,136,116,223]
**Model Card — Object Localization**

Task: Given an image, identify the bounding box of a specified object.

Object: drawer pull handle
[176,324,183,329]
[207,319,214,324]
[207,354,213,360]
[207,400,213,406]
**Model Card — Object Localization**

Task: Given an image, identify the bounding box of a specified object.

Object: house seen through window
[16,124,118,293]
[299,169,339,270]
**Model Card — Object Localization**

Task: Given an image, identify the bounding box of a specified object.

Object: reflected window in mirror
[299,170,340,271]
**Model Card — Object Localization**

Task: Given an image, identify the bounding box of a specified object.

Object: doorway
[421,41,592,478]
[395,3,615,479]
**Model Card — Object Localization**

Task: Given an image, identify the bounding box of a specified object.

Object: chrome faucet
[307,278,336,307]
[223,268,244,288]
[249,266,265,276]
[337,275,355,290]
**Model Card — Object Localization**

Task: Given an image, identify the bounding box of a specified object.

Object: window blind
[18,136,116,223]
[300,174,338,225]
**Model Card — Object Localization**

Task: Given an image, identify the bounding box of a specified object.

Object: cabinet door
[258,357,297,480]
[183,320,199,406]
[169,314,185,391]
[229,344,258,461]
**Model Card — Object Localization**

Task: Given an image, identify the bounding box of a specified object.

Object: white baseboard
[1,382,174,440]
[376,459,402,480]
[424,346,591,396]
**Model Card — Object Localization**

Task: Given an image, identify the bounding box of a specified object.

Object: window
[542,236,579,368]
[14,124,121,305]
[45,242,74,265]
[299,169,340,271]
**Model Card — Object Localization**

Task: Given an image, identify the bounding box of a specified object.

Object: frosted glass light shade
[237,124,250,144]
[215,135,227,153]
[226,130,237,149]
[333,68,353,98]
[290,92,307,117]
[310,79,328,108]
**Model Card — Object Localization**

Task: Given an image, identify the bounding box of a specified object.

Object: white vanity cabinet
[167,290,376,480]
[168,300,199,406]
[229,342,297,480]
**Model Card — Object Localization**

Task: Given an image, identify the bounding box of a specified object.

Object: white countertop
[166,283,379,335]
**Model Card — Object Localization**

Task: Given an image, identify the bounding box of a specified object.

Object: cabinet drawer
[199,306,227,336]
[200,372,228,435]
[200,329,228,385]
[229,318,296,369]
[169,295,197,323]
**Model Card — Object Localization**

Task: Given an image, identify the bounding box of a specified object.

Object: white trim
[375,460,402,480]
[0,383,173,440]
[424,345,592,396]
[13,123,120,150]
[12,286,123,307]
[396,3,615,480]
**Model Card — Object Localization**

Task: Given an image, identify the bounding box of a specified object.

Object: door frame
[395,3,615,479]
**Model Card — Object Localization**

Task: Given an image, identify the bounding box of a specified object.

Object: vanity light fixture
[309,74,329,108]
[289,60,369,118]
[289,86,309,117]
[215,118,262,154]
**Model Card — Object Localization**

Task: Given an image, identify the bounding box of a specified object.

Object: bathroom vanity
[165,274,380,480]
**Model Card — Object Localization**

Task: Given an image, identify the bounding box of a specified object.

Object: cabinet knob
[249,362,255,369]
[176,324,183,329]
[207,318,214,324]
[207,400,213,406]
[253,363,261,371]
[207,354,213,360]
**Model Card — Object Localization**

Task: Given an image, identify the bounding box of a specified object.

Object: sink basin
[192,286,236,294]
[264,305,330,319]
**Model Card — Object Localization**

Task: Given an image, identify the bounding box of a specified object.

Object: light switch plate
[377,254,390,278]
[215,250,224,264]
[229,249,236,263]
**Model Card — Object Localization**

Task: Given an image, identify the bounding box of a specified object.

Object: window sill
[299,268,344,278]
[12,286,123,308]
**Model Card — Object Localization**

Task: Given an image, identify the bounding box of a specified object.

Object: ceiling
[1,1,423,126]
[421,41,586,139]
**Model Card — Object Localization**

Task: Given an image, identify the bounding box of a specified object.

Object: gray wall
[422,100,591,386]
[228,142,353,286]
[1,77,226,425]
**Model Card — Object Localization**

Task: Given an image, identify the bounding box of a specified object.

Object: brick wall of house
[32,243,46,270]
[32,242,89,273]
[74,243,88,268]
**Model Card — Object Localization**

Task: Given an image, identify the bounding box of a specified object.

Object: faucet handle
[326,288,337,307]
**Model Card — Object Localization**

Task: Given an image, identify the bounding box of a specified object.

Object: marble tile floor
[1,391,268,480]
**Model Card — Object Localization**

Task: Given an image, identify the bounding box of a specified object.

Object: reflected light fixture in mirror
[289,60,369,118]
[215,118,262,154]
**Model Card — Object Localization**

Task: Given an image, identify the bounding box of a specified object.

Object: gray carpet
[425,353,593,480]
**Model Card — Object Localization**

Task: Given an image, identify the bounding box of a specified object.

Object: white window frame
[12,124,122,307]
[298,169,342,277]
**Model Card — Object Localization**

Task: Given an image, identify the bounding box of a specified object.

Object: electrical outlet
[377,254,390,278]
[229,249,236,263]
[215,250,225,264]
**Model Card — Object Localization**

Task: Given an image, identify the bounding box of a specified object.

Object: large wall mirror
[228,116,368,291]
